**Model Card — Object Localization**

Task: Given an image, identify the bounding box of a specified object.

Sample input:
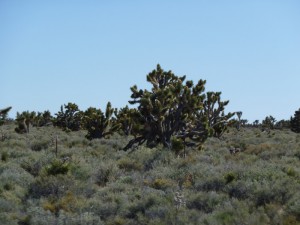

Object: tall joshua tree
[124,64,233,151]
[236,111,242,130]
[291,109,300,133]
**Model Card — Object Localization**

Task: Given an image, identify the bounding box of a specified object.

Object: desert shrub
[93,161,118,186]
[30,139,49,151]
[224,172,237,184]
[195,176,226,192]
[226,180,251,200]
[21,155,52,177]
[0,198,16,213]
[151,178,174,191]
[44,159,70,176]
[125,194,162,219]
[25,206,104,225]
[3,182,14,191]
[0,213,19,225]
[16,215,31,225]
[69,162,91,181]
[200,199,270,225]
[187,191,227,213]
[0,166,34,190]
[284,167,297,177]
[42,191,78,216]
[1,152,8,162]
[118,157,143,171]
[286,192,300,221]
[95,200,120,220]
[28,174,74,199]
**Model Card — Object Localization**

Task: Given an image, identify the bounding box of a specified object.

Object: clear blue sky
[1,1,299,122]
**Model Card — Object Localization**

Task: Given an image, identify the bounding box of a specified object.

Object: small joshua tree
[236,111,242,130]
[291,109,300,133]
[262,115,276,131]
[253,120,259,127]
[53,103,82,132]
[82,102,120,140]
[15,111,36,133]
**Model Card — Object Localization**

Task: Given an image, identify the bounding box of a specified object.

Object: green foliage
[117,157,143,171]
[44,159,70,176]
[82,102,120,140]
[115,105,142,136]
[124,64,233,150]
[224,172,237,184]
[1,152,8,162]
[171,137,185,155]
[291,108,300,133]
[201,92,235,137]
[15,111,36,133]
[53,103,82,132]
[32,110,52,127]
[262,115,276,131]
[275,119,291,129]
[0,107,12,126]
[151,178,173,190]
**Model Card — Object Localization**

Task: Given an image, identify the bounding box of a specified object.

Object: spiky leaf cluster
[53,103,82,132]
[124,64,233,150]
[200,92,235,137]
[82,102,120,140]
[291,109,300,133]
[0,107,12,126]
[115,106,143,136]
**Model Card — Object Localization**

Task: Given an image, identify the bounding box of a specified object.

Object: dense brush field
[0,123,300,225]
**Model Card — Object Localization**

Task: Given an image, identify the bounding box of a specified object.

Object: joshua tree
[236,111,242,130]
[291,109,300,133]
[15,111,36,133]
[53,103,82,132]
[200,92,235,138]
[275,119,290,130]
[32,110,53,127]
[123,64,233,151]
[262,115,276,131]
[253,120,259,127]
[240,119,248,127]
[0,107,12,126]
[82,102,120,140]
[115,106,142,136]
